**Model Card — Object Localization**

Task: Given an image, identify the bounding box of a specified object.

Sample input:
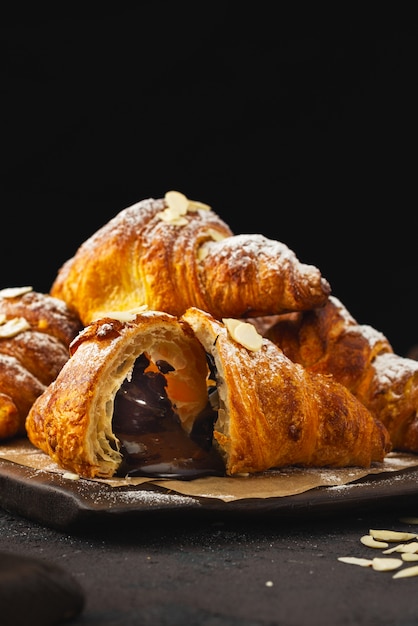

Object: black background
[2,7,417,356]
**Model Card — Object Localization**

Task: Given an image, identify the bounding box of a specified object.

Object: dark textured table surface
[2,497,418,626]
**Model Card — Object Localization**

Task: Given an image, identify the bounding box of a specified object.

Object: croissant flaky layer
[0,287,83,440]
[25,308,391,479]
[266,295,418,453]
[50,193,331,325]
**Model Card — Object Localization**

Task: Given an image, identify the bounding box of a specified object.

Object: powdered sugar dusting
[329,295,358,325]
[0,353,46,392]
[373,352,418,388]
[85,487,198,507]
[78,196,230,258]
[79,198,164,255]
[353,324,390,348]
[203,234,295,271]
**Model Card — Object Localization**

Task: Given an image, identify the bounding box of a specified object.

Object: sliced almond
[157,191,189,225]
[360,535,389,549]
[382,544,406,554]
[337,557,372,567]
[223,318,241,334]
[402,553,418,562]
[187,199,211,212]
[162,191,211,222]
[397,541,418,553]
[156,209,188,226]
[370,529,417,542]
[383,542,418,554]
[197,230,228,262]
[223,318,263,352]
[164,191,211,217]
[393,565,418,578]
[0,286,33,298]
[92,306,149,323]
[202,228,224,241]
[0,316,31,338]
[164,190,189,215]
[371,557,403,571]
[62,472,80,480]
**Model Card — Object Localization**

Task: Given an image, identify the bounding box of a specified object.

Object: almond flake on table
[393,565,418,579]
[371,558,403,572]
[383,541,418,554]
[369,529,418,542]
[337,557,372,567]
[360,535,389,549]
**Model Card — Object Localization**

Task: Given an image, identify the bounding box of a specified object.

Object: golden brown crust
[265,297,393,391]
[182,308,391,475]
[0,357,45,439]
[0,288,83,345]
[198,233,331,318]
[0,331,70,385]
[50,194,331,325]
[266,295,418,453]
[0,287,83,440]
[51,197,233,324]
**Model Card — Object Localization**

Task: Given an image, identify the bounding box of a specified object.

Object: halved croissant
[266,295,418,453]
[183,307,390,475]
[0,287,83,440]
[50,192,331,325]
[25,307,390,479]
[26,310,212,479]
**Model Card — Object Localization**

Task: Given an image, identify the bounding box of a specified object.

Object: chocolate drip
[113,354,224,479]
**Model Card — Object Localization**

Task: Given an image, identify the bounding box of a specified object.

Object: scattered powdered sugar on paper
[328,470,412,493]
[74,482,199,507]
[327,483,362,492]
[2,440,418,504]
[384,453,418,468]
[111,490,195,506]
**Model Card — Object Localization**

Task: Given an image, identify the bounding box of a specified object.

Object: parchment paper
[1,438,418,503]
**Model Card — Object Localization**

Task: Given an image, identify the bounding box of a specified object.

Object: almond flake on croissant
[25,307,390,479]
[266,295,418,453]
[50,192,331,325]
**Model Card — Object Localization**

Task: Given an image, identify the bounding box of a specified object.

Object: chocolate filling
[112,353,225,479]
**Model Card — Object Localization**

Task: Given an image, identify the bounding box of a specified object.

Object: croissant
[0,286,83,440]
[26,310,217,479]
[183,307,390,474]
[25,307,390,479]
[265,295,418,453]
[50,191,331,325]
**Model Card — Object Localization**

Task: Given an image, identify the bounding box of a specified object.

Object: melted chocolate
[113,354,225,480]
